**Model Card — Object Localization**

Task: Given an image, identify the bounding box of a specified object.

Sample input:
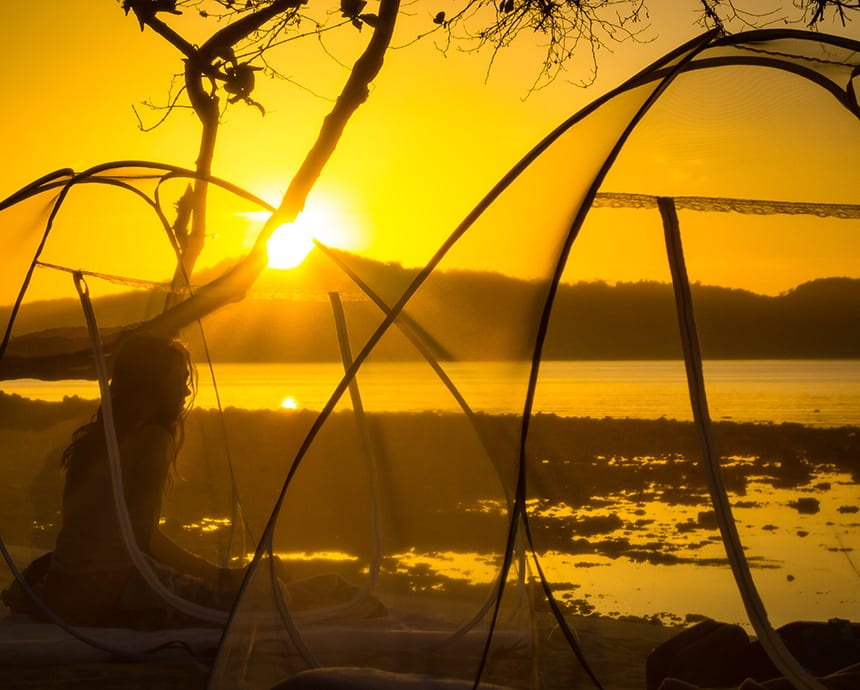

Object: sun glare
[256,198,362,270]
[267,222,315,269]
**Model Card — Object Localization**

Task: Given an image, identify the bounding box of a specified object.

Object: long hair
[61,334,197,470]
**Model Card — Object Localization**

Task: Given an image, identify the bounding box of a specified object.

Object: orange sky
[1,1,858,301]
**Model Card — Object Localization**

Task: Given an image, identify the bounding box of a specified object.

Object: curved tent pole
[0,160,275,211]
[625,29,860,118]
[151,172,262,565]
[0,168,74,212]
[0,162,276,381]
[0,176,73,362]
[712,27,860,55]
[0,174,169,381]
[650,55,860,116]
[480,29,726,690]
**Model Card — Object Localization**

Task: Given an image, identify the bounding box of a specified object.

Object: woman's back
[52,423,174,576]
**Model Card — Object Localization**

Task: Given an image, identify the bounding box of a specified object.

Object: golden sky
[1,1,858,300]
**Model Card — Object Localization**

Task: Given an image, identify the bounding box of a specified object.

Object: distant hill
[187,254,860,361]
[542,276,860,360]
[2,248,859,375]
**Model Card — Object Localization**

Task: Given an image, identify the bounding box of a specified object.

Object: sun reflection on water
[391,549,502,586]
[182,516,233,533]
[274,551,358,562]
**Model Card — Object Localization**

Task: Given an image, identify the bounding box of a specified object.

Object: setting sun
[267,222,315,269]
[260,198,363,270]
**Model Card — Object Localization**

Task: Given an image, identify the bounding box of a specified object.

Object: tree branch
[130,10,198,62]
[263,0,402,236]
[143,0,402,337]
[197,0,306,63]
[154,1,305,309]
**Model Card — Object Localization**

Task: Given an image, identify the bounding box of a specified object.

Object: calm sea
[4,359,859,427]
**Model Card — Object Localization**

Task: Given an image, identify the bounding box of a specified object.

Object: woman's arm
[150,530,247,592]
[149,529,217,581]
[123,424,245,591]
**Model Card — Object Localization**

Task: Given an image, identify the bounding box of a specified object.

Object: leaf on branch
[340,0,367,19]
[433,11,446,25]
[500,0,514,13]
[360,13,379,27]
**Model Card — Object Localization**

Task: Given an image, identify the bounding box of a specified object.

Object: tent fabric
[0,28,858,690]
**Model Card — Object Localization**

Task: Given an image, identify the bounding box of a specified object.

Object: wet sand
[1,393,857,688]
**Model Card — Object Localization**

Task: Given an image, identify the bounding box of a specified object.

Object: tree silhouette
[117,0,857,335]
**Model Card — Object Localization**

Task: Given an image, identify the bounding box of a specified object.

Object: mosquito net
[1,29,858,690]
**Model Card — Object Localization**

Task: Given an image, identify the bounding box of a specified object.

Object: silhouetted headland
[2,264,859,380]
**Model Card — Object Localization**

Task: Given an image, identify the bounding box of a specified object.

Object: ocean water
[6,359,859,427]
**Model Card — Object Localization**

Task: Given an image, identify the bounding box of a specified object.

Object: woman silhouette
[36,333,243,628]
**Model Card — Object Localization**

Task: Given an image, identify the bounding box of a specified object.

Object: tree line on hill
[3,250,859,366]
[199,274,860,362]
